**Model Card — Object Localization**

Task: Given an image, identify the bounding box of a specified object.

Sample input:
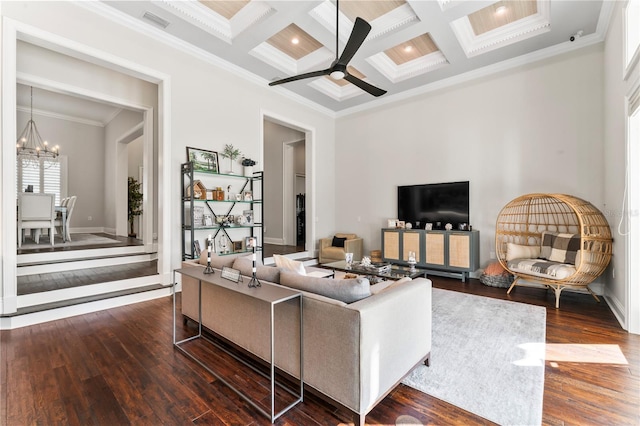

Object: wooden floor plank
[1,277,639,425]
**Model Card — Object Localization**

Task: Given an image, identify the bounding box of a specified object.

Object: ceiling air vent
[142,11,170,29]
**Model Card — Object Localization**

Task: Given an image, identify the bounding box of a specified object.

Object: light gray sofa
[180,253,432,425]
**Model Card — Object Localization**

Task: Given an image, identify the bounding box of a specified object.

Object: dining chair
[55,195,76,242]
[18,193,55,248]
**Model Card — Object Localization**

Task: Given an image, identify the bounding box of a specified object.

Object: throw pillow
[279,270,371,304]
[273,254,306,275]
[332,236,347,247]
[505,243,541,262]
[232,257,281,283]
[548,233,581,264]
[539,231,558,260]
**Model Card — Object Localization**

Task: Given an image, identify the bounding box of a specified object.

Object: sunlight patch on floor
[545,344,628,364]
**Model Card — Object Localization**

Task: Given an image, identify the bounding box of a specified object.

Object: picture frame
[387,219,397,228]
[232,241,243,252]
[193,240,201,258]
[203,213,213,227]
[243,191,253,201]
[187,146,219,173]
[245,236,256,249]
[397,220,405,229]
[235,193,242,201]
[243,209,254,225]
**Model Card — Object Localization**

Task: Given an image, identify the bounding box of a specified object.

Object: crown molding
[76,1,335,118]
[17,105,107,127]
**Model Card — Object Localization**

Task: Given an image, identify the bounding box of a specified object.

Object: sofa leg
[552,286,563,309]
[506,277,520,294]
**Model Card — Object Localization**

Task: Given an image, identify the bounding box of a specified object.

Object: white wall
[336,44,606,272]
[16,110,105,229]
[603,1,640,331]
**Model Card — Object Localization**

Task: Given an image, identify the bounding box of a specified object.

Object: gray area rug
[20,233,121,249]
[402,288,546,426]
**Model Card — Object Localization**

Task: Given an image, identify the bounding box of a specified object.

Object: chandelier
[16,86,60,169]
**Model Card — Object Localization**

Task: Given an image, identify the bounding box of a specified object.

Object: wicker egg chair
[496,193,612,308]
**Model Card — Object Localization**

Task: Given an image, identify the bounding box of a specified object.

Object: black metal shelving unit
[181,161,264,262]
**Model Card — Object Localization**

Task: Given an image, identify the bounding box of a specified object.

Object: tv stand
[381,228,480,282]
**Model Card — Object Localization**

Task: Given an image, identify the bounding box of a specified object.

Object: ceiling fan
[268,1,387,97]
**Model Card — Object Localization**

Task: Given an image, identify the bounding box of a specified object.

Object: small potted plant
[220,144,242,174]
[241,157,257,177]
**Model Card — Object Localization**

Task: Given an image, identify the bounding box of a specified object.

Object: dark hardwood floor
[1,277,638,425]
[263,243,305,258]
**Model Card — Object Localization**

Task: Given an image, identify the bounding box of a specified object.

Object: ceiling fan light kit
[269,0,386,97]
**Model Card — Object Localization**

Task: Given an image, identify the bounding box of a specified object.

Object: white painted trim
[1,17,19,315]
[17,245,147,265]
[17,253,156,276]
[283,143,294,246]
[260,111,316,254]
[1,287,172,330]
[17,275,163,308]
[264,237,285,245]
[1,17,172,317]
[16,105,105,127]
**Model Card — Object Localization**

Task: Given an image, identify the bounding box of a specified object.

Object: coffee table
[321,260,425,280]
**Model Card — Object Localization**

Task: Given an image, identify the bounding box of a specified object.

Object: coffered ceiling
[99,1,606,113]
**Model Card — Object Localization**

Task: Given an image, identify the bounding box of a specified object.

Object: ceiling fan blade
[344,74,387,97]
[335,17,371,67]
[269,69,329,86]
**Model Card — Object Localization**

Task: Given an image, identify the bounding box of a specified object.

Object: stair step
[17,252,156,276]
[6,283,171,317]
[17,245,148,266]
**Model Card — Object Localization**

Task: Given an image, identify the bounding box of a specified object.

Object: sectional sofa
[180,253,432,425]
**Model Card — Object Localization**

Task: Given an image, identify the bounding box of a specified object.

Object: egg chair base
[506,276,600,308]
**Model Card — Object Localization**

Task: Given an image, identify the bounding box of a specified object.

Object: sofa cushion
[279,270,371,303]
[199,250,239,269]
[539,231,557,260]
[507,258,576,280]
[332,236,347,247]
[273,254,306,275]
[506,243,541,262]
[232,257,281,283]
[370,277,412,295]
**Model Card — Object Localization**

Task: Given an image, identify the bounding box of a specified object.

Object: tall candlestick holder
[203,235,215,274]
[247,238,261,288]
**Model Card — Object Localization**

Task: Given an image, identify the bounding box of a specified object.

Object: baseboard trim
[264,237,284,245]
[604,291,627,331]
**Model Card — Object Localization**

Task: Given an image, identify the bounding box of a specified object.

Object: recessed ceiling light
[495,5,507,15]
[291,37,299,45]
[404,45,413,52]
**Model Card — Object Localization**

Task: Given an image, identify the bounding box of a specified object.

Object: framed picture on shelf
[193,240,201,257]
[203,213,213,227]
[187,146,219,173]
[243,191,253,201]
[245,236,256,249]
[232,241,243,252]
[243,210,254,225]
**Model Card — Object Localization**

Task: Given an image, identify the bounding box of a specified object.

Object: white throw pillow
[506,243,541,261]
[273,254,306,275]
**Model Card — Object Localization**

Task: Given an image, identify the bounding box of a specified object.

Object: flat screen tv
[397,181,469,229]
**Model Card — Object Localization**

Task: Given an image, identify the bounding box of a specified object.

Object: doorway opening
[262,114,314,260]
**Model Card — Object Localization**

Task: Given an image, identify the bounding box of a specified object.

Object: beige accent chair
[319,233,363,264]
[18,193,55,248]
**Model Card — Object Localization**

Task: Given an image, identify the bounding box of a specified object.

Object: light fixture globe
[330,70,345,80]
